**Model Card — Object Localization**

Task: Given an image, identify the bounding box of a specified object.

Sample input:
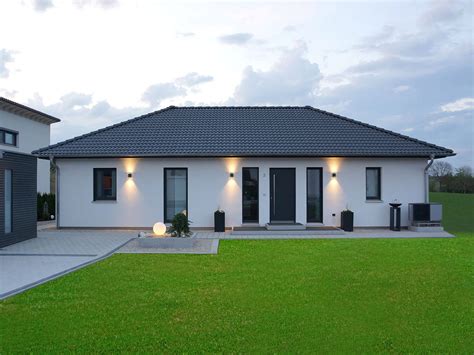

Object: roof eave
[33,152,456,160]
[0,97,61,124]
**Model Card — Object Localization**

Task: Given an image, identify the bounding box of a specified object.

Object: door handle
[273,173,276,215]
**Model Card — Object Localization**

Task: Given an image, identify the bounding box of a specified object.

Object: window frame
[163,168,188,223]
[242,167,259,224]
[93,168,117,201]
[366,167,382,201]
[0,128,18,147]
[306,167,323,223]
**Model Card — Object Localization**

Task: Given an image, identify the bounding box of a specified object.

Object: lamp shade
[153,222,167,236]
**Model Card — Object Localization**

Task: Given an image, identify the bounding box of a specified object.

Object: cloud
[141,71,213,105]
[441,97,474,112]
[0,49,14,78]
[26,93,148,144]
[354,25,395,50]
[420,0,464,26]
[176,72,213,87]
[230,42,321,105]
[32,0,54,12]
[283,25,297,32]
[393,85,411,93]
[74,0,119,9]
[59,92,93,109]
[218,33,253,45]
[177,32,195,38]
[141,83,186,106]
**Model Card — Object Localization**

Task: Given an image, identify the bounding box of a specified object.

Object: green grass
[430,192,474,233]
[0,193,473,353]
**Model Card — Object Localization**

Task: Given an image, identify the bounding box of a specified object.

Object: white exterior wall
[57,157,427,228]
[0,110,51,193]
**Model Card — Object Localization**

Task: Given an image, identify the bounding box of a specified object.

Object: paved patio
[193,228,454,239]
[0,230,134,299]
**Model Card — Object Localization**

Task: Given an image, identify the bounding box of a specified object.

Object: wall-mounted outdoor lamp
[128,173,133,178]
[331,172,337,178]
[229,172,235,178]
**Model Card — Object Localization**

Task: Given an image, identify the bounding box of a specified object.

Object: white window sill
[366,199,383,203]
[92,200,117,203]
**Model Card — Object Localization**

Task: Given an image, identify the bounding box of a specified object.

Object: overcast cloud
[218,33,254,45]
[0,49,14,78]
[0,1,472,167]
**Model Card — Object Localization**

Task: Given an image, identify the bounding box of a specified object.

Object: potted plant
[167,212,192,237]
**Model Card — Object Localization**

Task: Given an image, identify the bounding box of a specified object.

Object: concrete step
[265,223,306,231]
[232,228,345,236]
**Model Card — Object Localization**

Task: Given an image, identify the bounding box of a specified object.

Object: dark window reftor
[164,168,188,223]
[94,168,117,201]
[366,167,381,200]
[242,167,259,223]
[307,168,323,223]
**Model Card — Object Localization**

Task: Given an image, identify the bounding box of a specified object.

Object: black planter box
[341,210,354,232]
[214,211,225,232]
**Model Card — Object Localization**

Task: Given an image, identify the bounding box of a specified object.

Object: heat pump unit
[408,203,443,229]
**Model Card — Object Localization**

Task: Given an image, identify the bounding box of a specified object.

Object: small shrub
[167,213,192,237]
[37,193,55,221]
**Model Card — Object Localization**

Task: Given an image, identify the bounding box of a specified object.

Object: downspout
[49,155,59,228]
[424,154,435,203]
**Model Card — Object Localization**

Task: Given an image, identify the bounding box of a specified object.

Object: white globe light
[153,222,167,236]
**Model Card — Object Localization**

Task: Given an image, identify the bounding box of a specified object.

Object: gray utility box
[408,203,443,231]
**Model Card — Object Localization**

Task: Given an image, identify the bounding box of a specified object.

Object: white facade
[56,157,427,228]
[0,109,52,193]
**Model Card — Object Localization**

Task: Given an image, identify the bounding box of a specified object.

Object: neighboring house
[0,151,37,247]
[0,97,60,193]
[33,106,454,229]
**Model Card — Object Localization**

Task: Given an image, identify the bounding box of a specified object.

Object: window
[164,168,187,222]
[307,168,323,223]
[1,129,18,146]
[4,169,12,234]
[366,167,381,200]
[242,167,259,223]
[93,168,116,201]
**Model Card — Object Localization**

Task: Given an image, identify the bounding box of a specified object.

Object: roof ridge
[169,105,306,109]
[33,106,176,155]
[304,106,454,155]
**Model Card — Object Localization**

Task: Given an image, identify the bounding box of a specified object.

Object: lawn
[0,194,473,353]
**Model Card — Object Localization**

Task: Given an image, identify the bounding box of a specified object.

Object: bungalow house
[33,106,454,230]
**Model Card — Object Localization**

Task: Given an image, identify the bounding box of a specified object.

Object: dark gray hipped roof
[33,106,454,159]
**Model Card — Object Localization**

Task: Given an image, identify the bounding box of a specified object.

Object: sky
[0,0,472,167]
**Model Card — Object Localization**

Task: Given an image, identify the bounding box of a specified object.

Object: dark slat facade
[0,151,37,247]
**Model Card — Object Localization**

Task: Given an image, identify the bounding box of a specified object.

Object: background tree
[454,166,473,193]
[429,161,453,177]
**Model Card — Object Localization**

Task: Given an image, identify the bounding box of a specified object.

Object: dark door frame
[269,168,296,224]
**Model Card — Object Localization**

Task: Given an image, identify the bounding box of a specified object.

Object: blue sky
[0,0,472,167]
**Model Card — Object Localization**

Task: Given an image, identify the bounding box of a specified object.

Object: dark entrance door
[270,168,296,223]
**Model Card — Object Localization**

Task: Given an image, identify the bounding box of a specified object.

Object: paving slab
[0,230,134,299]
